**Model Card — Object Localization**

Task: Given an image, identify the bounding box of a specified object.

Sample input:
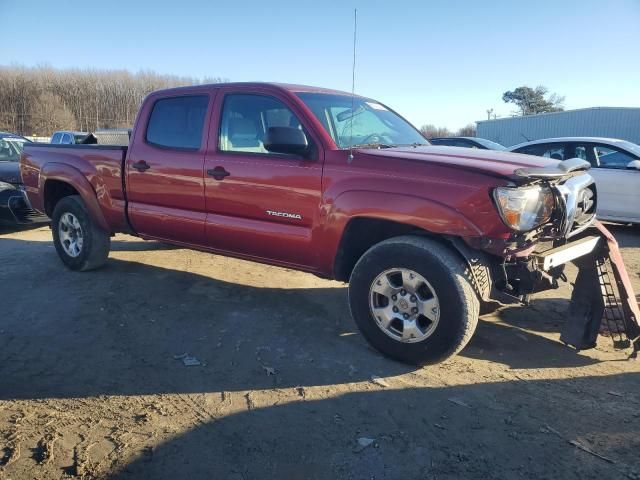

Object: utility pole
[486,108,494,120]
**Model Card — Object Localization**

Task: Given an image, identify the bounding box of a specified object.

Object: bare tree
[456,124,476,137]
[420,124,452,139]
[0,65,228,135]
[30,92,76,133]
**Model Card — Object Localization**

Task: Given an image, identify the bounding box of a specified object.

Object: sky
[2,0,640,130]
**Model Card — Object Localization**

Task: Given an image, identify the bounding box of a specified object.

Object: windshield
[297,93,428,148]
[0,137,28,162]
[615,140,640,158]
[474,138,507,151]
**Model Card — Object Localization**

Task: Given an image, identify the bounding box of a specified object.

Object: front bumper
[534,235,601,271]
[0,187,49,225]
[471,222,640,355]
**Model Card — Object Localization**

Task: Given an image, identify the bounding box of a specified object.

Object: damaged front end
[460,158,640,357]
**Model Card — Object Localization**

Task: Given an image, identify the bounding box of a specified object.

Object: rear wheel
[348,236,479,365]
[51,195,110,271]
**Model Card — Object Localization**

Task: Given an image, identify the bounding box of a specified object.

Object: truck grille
[573,183,597,228]
[554,174,597,238]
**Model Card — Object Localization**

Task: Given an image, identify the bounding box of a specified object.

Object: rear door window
[146,95,209,150]
[517,143,566,160]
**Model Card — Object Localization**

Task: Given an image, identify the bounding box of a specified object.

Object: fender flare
[39,162,110,232]
[328,189,482,237]
[317,190,483,275]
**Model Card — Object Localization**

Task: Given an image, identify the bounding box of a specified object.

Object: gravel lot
[1,224,640,479]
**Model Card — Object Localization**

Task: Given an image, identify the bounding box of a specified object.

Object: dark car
[0,132,48,225]
[430,136,507,150]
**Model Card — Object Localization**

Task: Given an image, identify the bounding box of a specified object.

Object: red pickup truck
[21,82,640,364]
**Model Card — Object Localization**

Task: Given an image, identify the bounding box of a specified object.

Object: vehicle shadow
[102,373,639,480]
[0,237,603,402]
[0,222,48,235]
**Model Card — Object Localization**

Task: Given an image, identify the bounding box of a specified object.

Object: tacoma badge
[266,210,302,220]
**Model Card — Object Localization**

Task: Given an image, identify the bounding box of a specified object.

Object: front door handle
[132,160,150,172]
[207,167,230,180]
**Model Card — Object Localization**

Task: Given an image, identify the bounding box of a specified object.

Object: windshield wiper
[350,143,396,149]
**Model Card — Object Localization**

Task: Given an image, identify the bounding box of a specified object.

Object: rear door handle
[207,167,230,180]
[132,160,150,172]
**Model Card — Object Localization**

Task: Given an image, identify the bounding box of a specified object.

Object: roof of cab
[150,82,358,97]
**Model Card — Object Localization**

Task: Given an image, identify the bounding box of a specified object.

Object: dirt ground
[1,224,639,480]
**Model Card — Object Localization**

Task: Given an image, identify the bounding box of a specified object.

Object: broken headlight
[493,185,555,231]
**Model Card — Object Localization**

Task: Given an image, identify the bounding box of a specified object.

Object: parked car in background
[0,132,48,225]
[430,137,507,150]
[82,129,132,146]
[510,137,640,224]
[50,131,89,144]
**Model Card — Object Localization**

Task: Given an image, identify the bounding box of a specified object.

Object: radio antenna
[348,8,357,164]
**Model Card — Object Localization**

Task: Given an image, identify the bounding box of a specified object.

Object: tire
[51,195,110,271]
[348,236,479,365]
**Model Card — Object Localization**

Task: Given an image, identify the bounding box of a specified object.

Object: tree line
[420,85,564,139]
[0,65,226,136]
[420,123,476,139]
[1,66,564,141]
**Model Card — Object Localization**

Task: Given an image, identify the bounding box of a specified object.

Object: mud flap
[561,222,640,357]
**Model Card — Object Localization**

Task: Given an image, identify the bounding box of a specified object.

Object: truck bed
[21,143,129,232]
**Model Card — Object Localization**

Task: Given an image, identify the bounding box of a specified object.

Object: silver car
[510,137,640,224]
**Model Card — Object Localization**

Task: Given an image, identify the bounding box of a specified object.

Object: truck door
[126,92,213,245]
[203,89,323,269]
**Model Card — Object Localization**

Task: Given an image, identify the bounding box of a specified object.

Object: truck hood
[0,161,21,185]
[359,145,558,181]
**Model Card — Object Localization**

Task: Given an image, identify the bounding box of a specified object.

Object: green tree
[502,86,565,116]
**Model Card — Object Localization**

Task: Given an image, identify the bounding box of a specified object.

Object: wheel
[348,236,479,365]
[51,195,110,271]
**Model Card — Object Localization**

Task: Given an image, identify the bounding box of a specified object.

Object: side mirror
[264,127,310,157]
[626,160,640,170]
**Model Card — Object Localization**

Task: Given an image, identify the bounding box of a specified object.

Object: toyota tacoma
[20,83,640,364]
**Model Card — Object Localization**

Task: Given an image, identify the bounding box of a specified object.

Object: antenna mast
[348,8,357,163]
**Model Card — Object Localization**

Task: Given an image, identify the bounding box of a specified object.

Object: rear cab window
[146,95,209,150]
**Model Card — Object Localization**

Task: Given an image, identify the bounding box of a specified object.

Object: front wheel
[51,195,110,271]
[348,236,479,365]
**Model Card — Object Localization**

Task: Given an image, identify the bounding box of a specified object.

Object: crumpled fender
[328,189,482,235]
[39,162,110,232]
[317,190,483,273]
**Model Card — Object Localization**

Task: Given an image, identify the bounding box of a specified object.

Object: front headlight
[493,185,555,231]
